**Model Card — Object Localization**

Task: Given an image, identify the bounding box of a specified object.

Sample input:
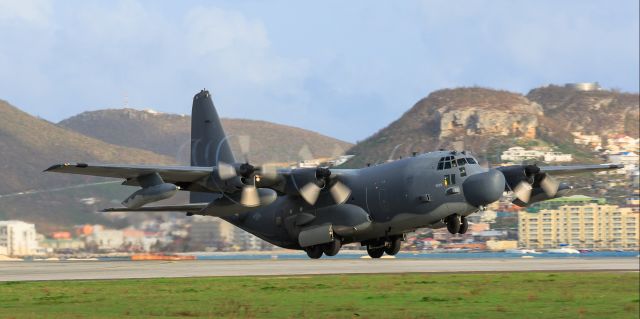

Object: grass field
[0,272,638,319]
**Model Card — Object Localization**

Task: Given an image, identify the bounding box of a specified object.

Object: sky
[0,0,638,143]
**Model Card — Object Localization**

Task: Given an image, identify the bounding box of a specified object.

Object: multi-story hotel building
[518,204,639,250]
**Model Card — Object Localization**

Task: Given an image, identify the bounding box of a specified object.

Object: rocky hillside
[346,86,639,167]
[59,109,353,165]
[527,85,639,138]
[346,88,545,166]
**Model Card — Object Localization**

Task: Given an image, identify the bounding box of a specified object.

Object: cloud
[0,0,51,27]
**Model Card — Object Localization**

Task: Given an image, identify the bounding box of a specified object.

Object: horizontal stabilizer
[102,203,208,213]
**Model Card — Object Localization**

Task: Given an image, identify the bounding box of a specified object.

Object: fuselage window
[466,157,477,164]
[444,174,456,187]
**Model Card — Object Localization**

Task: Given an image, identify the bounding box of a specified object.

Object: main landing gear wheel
[458,215,469,234]
[366,246,385,258]
[384,237,402,256]
[305,245,323,259]
[322,239,341,257]
[446,214,461,234]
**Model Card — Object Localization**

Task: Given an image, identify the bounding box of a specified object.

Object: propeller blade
[237,135,252,165]
[540,174,560,198]
[218,161,237,180]
[329,181,351,204]
[258,163,278,179]
[299,182,322,205]
[240,186,260,207]
[298,144,314,162]
[513,181,532,203]
[238,135,251,156]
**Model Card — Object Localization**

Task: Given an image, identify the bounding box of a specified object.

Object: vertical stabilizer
[190,89,235,203]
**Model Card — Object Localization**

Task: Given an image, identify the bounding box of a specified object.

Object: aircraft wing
[102,203,208,213]
[45,163,213,186]
[538,163,624,175]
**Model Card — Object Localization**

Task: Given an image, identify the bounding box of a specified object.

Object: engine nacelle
[512,182,572,207]
[122,183,178,209]
[294,204,372,247]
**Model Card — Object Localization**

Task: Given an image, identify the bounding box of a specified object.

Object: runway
[1,258,637,281]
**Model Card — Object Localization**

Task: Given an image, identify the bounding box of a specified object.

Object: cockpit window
[456,158,467,166]
[444,161,451,169]
[466,157,477,164]
[437,162,443,170]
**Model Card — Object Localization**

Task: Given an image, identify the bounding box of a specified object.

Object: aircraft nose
[463,169,506,207]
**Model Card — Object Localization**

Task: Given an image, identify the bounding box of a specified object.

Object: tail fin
[190,89,235,203]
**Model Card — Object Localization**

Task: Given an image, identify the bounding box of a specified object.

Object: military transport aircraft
[46,90,623,258]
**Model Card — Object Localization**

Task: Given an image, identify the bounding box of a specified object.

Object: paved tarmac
[1,258,638,281]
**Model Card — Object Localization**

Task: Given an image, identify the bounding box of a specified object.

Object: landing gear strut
[384,237,402,256]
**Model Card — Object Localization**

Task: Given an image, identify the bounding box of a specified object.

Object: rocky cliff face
[433,89,542,139]
[346,88,544,166]
[527,85,639,138]
[346,85,638,167]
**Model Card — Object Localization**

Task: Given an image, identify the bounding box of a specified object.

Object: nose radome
[463,169,506,207]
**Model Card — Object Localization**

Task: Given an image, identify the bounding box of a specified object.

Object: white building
[87,226,124,251]
[501,147,572,163]
[0,220,40,256]
[232,228,263,251]
[543,151,573,162]
[500,147,544,162]
[189,216,235,250]
[572,132,602,151]
[606,135,639,154]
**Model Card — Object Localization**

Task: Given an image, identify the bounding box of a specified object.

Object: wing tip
[44,164,63,172]
[44,162,89,172]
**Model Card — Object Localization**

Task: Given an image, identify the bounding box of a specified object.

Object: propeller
[295,167,352,205]
[540,174,560,197]
[214,135,281,207]
[240,184,260,207]
[510,164,560,204]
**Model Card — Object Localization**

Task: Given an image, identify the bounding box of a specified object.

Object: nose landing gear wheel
[446,214,461,234]
[384,237,402,256]
[322,239,341,256]
[305,245,323,259]
[458,216,469,234]
[366,246,385,258]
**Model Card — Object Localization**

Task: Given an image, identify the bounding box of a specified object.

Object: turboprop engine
[122,183,179,209]
[121,172,180,209]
